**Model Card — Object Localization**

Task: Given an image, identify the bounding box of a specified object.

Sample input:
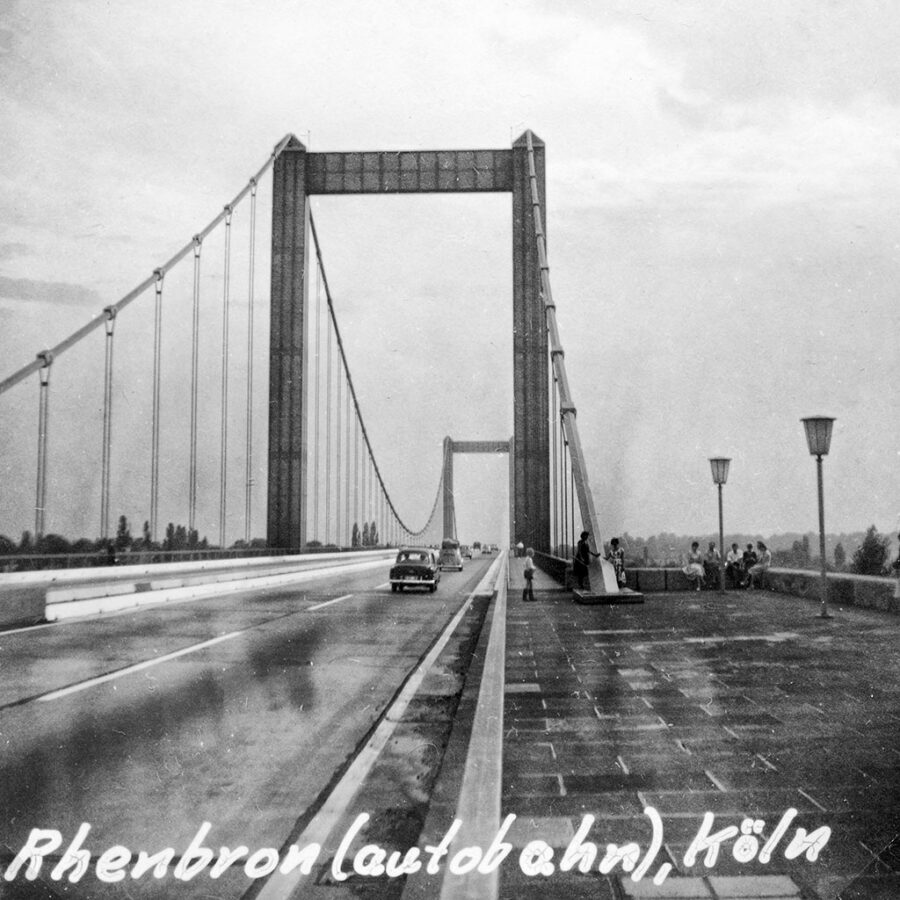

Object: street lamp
[709,458,731,593]
[801,416,835,619]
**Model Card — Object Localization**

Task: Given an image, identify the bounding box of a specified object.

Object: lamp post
[801,417,835,619]
[709,458,731,593]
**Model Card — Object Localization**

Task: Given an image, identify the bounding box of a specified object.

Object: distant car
[461,545,472,559]
[438,539,463,571]
[390,548,441,593]
[482,546,493,555]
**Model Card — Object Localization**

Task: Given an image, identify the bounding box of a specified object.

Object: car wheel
[391,584,397,593]
[430,584,436,593]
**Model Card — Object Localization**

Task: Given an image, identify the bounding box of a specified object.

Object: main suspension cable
[0,134,296,397]
[308,210,440,539]
[525,132,614,585]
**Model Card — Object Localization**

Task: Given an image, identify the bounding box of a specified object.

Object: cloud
[0,275,100,306]
[0,243,31,262]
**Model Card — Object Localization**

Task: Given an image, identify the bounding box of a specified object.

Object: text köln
[2,807,830,885]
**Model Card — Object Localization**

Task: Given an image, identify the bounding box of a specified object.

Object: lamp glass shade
[801,417,835,456]
[709,457,731,485]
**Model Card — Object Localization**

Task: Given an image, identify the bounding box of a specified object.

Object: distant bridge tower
[442,437,513,547]
[268,133,548,551]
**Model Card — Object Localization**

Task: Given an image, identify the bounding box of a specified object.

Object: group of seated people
[683,540,771,590]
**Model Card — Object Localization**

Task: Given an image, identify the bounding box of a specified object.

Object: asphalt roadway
[0,555,496,900]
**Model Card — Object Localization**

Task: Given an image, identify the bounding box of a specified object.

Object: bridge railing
[0,544,403,572]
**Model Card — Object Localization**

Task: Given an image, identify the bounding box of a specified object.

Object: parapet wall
[625,566,900,614]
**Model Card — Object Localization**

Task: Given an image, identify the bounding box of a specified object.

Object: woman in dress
[607,537,626,587]
[683,541,705,590]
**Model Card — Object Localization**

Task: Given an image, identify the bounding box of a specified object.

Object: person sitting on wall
[741,543,758,588]
[683,541,705,591]
[892,533,900,600]
[743,541,771,589]
[725,542,743,588]
[703,541,721,590]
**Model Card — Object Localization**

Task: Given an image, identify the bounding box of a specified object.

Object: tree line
[0,515,394,559]
[612,525,897,576]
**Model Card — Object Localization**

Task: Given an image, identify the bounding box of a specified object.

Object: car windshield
[397,551,429,563]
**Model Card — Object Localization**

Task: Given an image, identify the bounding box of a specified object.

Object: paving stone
[619,876,711,897]
[708,874,800,896]
[505,682,541,693]
[503,773,565,796]
[506,815,576,847]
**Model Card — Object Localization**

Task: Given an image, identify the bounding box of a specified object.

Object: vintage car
[390,547,441,593]
[438,538,463,571]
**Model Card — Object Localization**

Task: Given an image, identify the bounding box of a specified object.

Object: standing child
[523,547,535,602]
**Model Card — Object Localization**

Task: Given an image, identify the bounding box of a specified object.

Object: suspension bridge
[0,130,619,593]
[0,133,893,900]
[0,129,635,900]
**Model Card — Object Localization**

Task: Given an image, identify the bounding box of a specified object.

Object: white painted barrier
[0,550,395,625]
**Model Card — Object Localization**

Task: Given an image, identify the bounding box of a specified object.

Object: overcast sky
[1,1,898,547]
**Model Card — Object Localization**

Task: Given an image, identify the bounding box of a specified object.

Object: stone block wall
[624,566,900,614]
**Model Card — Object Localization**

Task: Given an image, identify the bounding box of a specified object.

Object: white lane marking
[798,788,827,811]
[307,594,353,611]
[36,631,245,702]
[374,582,390,590]
[705,769,730,792]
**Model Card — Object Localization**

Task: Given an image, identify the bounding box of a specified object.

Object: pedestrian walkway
[508,556,568,598]
[498,582,900,900]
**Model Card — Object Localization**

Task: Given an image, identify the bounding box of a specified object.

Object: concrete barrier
[624,566,900,614]
[0,550,396,628]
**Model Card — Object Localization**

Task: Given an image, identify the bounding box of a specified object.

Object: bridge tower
[442,438,514,548]
[268,133,549,552]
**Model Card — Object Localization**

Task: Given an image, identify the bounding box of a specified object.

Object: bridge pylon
[267,132,550,552]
